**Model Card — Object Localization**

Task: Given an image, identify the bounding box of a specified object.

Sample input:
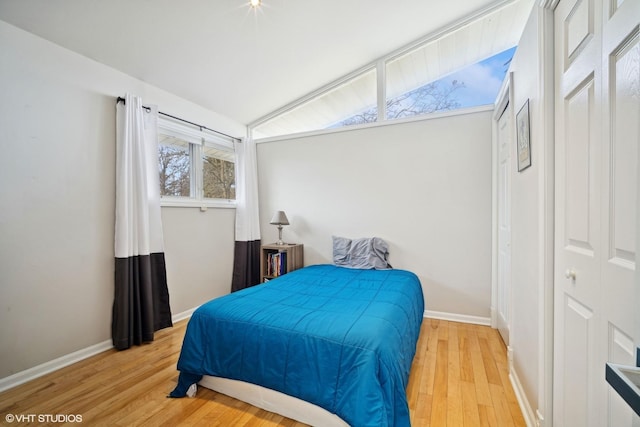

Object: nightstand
[260,243,304,283]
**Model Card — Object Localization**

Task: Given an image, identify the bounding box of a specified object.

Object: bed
[171,263,424,426]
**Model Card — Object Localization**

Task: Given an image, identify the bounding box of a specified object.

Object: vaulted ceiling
[0,0,533,126]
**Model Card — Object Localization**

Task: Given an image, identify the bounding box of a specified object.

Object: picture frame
[516,99,531,172]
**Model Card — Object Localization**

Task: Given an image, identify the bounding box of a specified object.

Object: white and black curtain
[113,94,172,350]
[231,137,262,292]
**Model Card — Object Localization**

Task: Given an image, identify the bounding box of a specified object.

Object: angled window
[252,68,377,139]
[384,47,516,120]
[250,0,531,140]
[158,117,235,206]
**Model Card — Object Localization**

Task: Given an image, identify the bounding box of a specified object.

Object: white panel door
[600,0,640,424]
[497,102,512,346]
[554,0,640,425]
[554,1,602,424]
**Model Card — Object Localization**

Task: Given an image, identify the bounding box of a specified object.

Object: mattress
[172,264,424,426]
[198,375,349,426]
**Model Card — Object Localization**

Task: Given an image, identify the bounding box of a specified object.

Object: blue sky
[440,46,516,108]
[333,46,517,127]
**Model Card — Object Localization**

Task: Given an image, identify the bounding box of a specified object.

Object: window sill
[160,197,236,209]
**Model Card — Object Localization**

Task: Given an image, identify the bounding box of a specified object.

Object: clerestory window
[250,0,531,140]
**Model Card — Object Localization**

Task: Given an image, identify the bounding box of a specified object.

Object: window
[158,117,235,207]
[252,68,377,139]
[202,145,235,200]
[333,47,515,126]
[251,47,515,138]
[384,47,516,120]
[249,0,530,140]
[158,135,190,197]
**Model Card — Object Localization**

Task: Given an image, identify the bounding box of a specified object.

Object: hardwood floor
[0,319,525,426]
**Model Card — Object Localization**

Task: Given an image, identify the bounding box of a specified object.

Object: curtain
[113,93,172,350]
[231,137,262,292]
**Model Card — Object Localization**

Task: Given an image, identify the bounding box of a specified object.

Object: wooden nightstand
[260,243,304,283]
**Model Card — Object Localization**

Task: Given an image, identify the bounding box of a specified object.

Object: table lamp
[270,211,289,245]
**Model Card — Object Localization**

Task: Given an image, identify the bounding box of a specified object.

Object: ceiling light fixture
[249,0,261,7]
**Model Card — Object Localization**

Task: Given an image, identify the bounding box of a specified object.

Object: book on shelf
[266,251,287,277]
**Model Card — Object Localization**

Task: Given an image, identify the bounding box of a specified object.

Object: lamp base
[276,225,285,245]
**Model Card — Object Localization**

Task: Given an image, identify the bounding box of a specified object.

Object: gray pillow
[332,236,391,269]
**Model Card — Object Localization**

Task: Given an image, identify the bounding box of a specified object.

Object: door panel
[564,75,596,258]
[608,33,638,269]
[565,0,594,66]
[562,295,594,427]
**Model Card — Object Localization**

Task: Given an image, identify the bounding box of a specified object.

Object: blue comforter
[173,264,424,426]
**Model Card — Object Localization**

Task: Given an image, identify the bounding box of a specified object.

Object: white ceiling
[0,0,532,126]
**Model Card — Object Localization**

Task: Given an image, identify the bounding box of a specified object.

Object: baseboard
[490,306,498,328]
[0,338,113,393]
[172,306,197,323]
[424,310,492,326]
[509,363,538,427]
[0,308,489,394]
[0,307,197,393]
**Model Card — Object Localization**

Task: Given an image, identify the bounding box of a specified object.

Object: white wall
[256,110,494,318]
[161,207,236,314]
[505,4,549,420]
[0,20,243,380]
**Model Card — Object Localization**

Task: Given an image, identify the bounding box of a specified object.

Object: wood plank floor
[0,319,526,426]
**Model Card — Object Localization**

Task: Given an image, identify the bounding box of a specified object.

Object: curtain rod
[116,97,241,142]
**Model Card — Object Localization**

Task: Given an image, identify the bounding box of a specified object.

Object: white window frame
[158,117,236,209]
[248,0,526,140]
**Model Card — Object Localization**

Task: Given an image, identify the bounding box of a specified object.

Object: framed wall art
[516,99,531,172]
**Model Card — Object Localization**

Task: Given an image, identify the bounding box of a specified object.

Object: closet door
[599,0,639,425]
[497,100,512,346]
[553,0,639,425]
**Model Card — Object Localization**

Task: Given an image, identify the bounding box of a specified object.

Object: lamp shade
[270,211,289,225]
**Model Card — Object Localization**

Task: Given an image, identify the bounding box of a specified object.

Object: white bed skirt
[198,375,349,427]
